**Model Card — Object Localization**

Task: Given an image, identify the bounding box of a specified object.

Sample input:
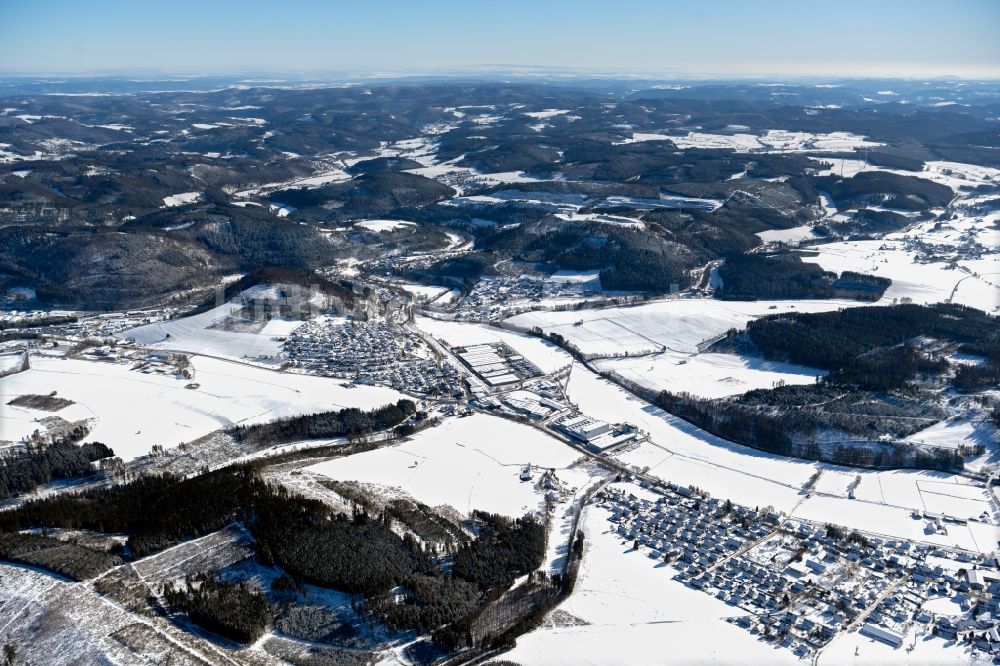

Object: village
[598,479,1000,660]
[283,316,465,397]
[0,306,174,344]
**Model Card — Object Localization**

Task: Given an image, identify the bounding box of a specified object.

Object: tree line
[0,435,113,500]
[231,399,416,449]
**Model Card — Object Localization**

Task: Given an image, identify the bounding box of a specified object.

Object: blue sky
[2,0,998,78]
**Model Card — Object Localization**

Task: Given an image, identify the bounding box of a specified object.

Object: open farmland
[507,299,864,358]
[0,354,404,459]
[308,413,592,517]
[124,298,311,364]
[594,351,824,399]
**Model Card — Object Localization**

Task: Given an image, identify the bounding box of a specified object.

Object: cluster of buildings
[553,411,638,453]
[452,341,541,388]
[442,275,601,321]
[598,479,1000,659]
[284,317,463,396]
[470,375,566,417]
[600,482,767,573]
[0,308,172,344]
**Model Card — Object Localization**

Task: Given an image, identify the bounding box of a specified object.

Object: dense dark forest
[953,363,1000,393]
[814,171,954,211]
[232,399,416,448]
[0,435,113,500]
[451,512,547,590]
[717,254,890,301]
[0,531,122,581]
[185,266,357,316]
[719,254,829,300]
[0,469,257,557]
[164,573,273,643]
[743,303,999,389]
[253,487,434,595]
[267,171,454,222]
[652,388,965,471]
[0,314,77,330]
[627,303,999,470]
[474,221,696,292]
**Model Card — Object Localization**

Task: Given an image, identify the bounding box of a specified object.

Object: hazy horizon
[2,0,998,79]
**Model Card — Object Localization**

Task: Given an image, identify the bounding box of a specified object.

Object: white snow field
[619,129,882,154]
[798,240,999,310]
[507,298,861,357]
[905,418,993,452]
[123,298,314,362]
[523,109,571,119]
[307,414,587,517]
[0,355,404,460]
[505,620,800,666]
[756,223,819,245]
[594,351,823,399]
[0,352,25,373]
[394,282,451,302]
[354,219,416,232]
[161,191,203,207]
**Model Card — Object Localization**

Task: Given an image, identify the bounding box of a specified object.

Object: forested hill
[745,303,999,370]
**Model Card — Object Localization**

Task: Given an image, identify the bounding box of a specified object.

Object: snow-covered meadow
[594,351,823,399]
[617,129,883,154]
[507,298,861,357]
[798,240,998,310]
[0,355,404,460]
[308,414,590,517]
[354,219,416,232]
[123,297,314,362]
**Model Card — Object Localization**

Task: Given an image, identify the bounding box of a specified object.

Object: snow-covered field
[619,129,882,154]
[0,352,25,373]
[794,495,999,553]
[756,223,819,245]
[0,355,404,460]
[354,219,416,232]
[594,351,823,399]
[507,298,861,357]
[393,282,451,301]
[799,240,998,310]
[307,414,588,517]
[161,191,202,207]
[123,298,310,362]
